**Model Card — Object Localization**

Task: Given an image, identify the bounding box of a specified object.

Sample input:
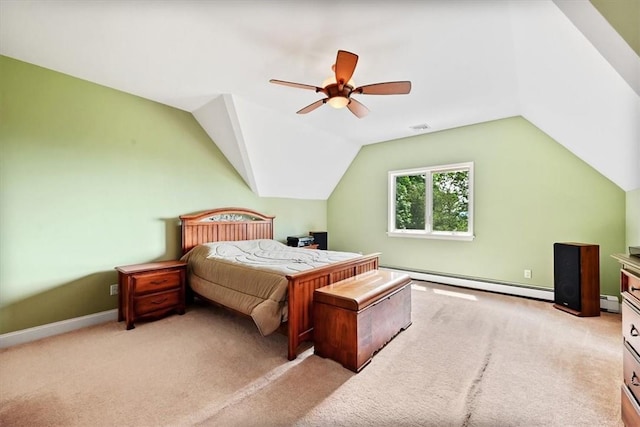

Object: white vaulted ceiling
[1,0,638,198]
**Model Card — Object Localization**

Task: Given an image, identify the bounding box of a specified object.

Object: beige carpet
[0,281,623,427]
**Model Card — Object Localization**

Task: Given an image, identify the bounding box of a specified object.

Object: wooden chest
[313,270,412,372]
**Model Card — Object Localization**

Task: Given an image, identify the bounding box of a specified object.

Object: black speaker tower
[553,242,600,317]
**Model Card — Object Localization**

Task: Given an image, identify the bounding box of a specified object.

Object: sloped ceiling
[0,0,638,198]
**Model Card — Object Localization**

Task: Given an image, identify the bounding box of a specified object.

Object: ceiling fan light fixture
[327,96,350,109]
[269,49,411,118]
[322,73,354,109]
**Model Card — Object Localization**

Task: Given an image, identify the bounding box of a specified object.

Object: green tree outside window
[389,162,473,239]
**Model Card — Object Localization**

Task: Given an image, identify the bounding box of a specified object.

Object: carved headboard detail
[179,207,275,255]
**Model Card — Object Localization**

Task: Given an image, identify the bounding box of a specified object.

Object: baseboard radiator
[381,266,620,313]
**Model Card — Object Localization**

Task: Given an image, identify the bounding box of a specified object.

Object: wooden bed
[180,207,379,360]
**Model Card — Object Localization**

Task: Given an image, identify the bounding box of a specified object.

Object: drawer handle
[632,325,640,337]
[632,287,640,292]
[150,298,168,305]
[632,372,640,387]
[150,279,168,285]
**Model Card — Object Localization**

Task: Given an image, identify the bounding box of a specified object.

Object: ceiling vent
[409,123,430,131]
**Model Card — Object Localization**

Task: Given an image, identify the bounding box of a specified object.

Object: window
[388,162,474,241]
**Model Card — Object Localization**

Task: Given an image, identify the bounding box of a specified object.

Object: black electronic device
[287,235,314,247]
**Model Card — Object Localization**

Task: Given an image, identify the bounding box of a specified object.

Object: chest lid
[314,270,411,311]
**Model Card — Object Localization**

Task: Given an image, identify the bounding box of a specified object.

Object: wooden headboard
[179,207,275,255]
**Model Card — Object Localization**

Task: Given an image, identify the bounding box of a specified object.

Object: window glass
[395,174,426,230]
[388,162,473,241]
[432,170,469,233]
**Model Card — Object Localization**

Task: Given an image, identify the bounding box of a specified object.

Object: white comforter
[181,239,360,335]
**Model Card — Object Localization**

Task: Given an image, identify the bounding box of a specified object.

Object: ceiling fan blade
[334,50,358,87]
[347,98,370,118]
[297,99,327,114]
[269,79,323,92]
[354,81,412,95]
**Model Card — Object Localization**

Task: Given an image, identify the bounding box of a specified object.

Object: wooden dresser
[613,253,640,426]
[116,260,187,330]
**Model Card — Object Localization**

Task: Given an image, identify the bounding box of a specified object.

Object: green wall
[0,56,326,334]
[328,117,626,297]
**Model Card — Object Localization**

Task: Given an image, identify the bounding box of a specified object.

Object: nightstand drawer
[135,290,181,316]
[623,341,640,405]
[133,270,182,294]
[623,299,640,353]
[623,269,640,305]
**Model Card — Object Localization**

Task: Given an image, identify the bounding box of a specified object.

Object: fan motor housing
[323,83,354,100]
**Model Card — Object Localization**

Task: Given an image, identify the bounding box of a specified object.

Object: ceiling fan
[269,50,411,118]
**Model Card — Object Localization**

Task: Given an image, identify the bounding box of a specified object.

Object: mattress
[181,239,361,335]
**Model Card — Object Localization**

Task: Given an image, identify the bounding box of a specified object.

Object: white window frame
[387,162,474,241]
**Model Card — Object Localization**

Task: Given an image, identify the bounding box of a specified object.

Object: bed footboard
[285,253,379,360]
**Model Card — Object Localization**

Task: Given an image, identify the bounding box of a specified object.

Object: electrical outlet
[110,284,119,295]
[524,269,532,279]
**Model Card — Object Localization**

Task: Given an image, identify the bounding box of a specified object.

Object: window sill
[387,231,475,241]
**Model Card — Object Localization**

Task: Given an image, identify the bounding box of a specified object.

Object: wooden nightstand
[115,260,187,330]
[302,244,319,249]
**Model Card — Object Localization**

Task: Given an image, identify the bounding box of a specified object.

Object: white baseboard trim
[0,267,621,349]
[381,267,620,313]
[0,309,118,349]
